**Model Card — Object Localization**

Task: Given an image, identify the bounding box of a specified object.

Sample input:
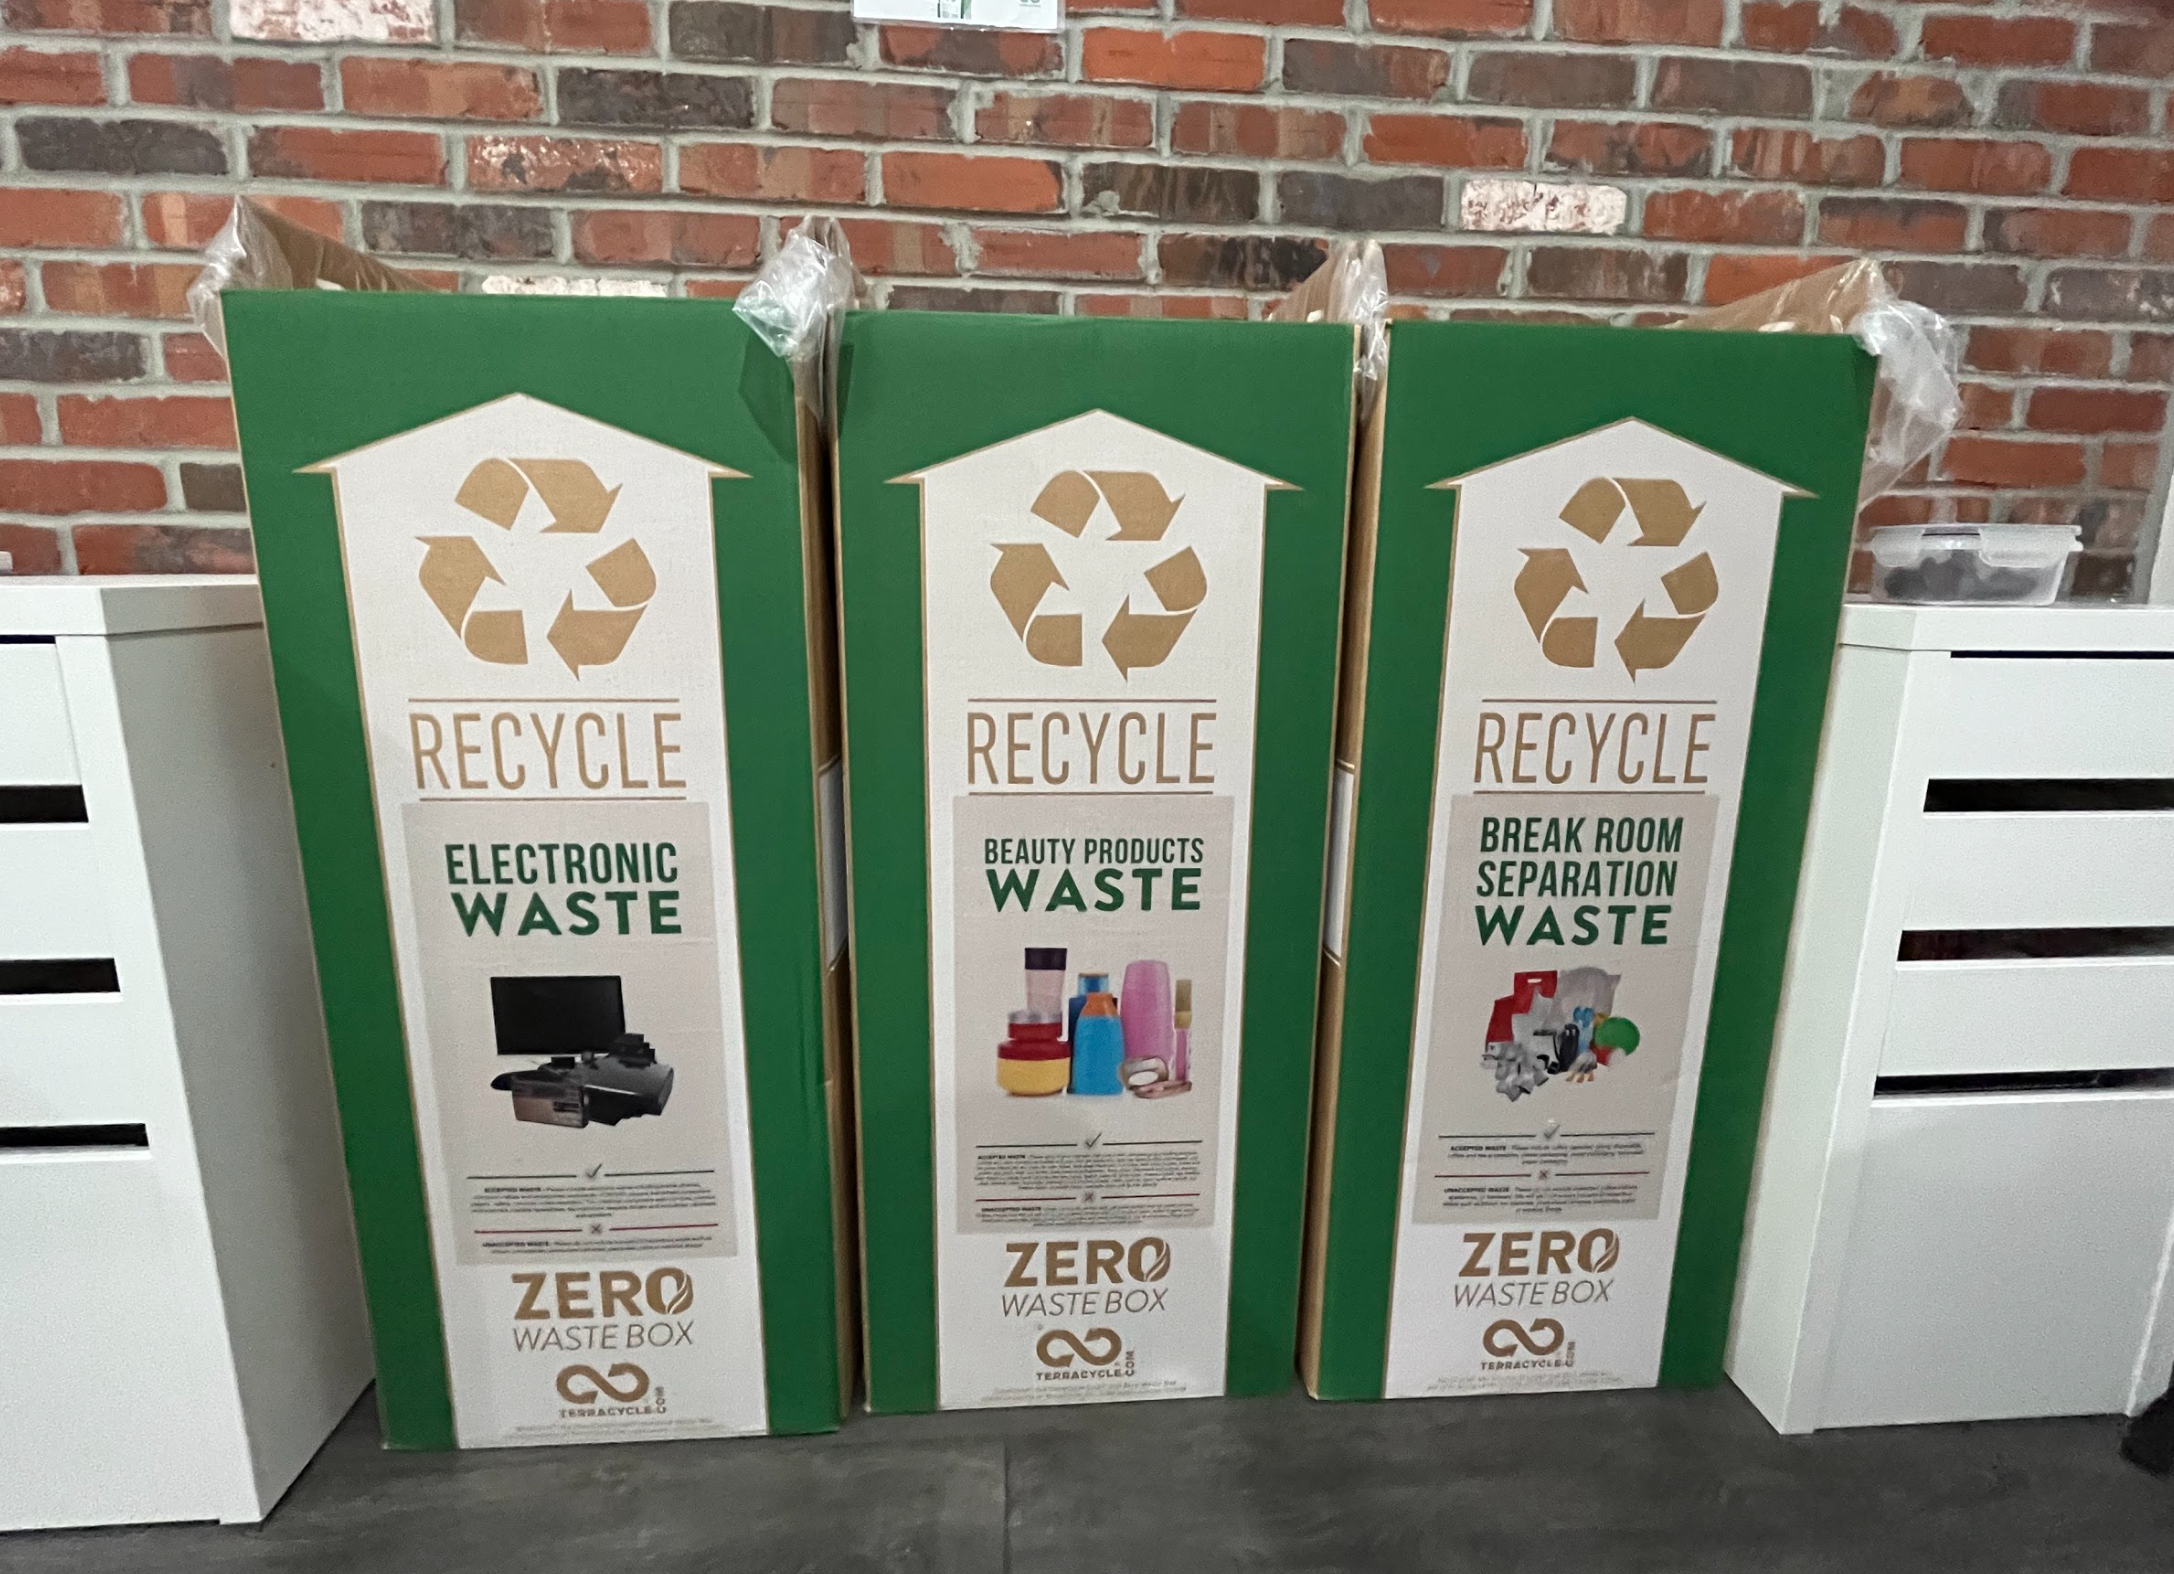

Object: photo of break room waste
[4,2,2173,1563]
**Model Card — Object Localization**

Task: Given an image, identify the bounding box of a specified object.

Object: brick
[570,209,760,267]
[1729,128,1883,187]
[1177,0,1340,23]
[0,328,145,382]
[1547,121,1709,178]
[1527,249,1686,303]
[2026,386,2167,435]
[2065,148,2174,204]
[1278,171,1442,231]
[1555,0,1722,46]
[2132,336,2174,385]
[2103,442,2160,492]
[0,48,104,105]
[831,218,957,276]
[558,68,754,130]
[1846,72,1971,129]
[249,125,443,184]
[1381,242,1508,297]
[1467,51,1634,108]
[2150,216,2174,267]
[142,191,340,249]
[1644,188,1804,246]
[1186,103,1347,162]
[1081,162,1259,223]
[0,262,22,317]
[1922,15,2076,69]
[775,78,954,141]
[1368,113,1523,170]
[684,143,864,202]
[878,25,1062,78]
[1965,326,2113,380]
[883,284,1061,314]
[177,460,243,512]
[0,525,64,574]
[162,330,227,381]
[1881,260,2026,315]
[1957,381,2012,431]
[884,151,1067,214]
[58,392,234,449]
[1650,56,1811,117]
[0,186,125,248]
[1898,138,2051,198]
[2091,21,2174,78]
[672,1,852,63]
[1284,39,1453,100]
[1817,196,1967,252]
[1077,293,1249,319]
[458,0,651,52]
[973,228,1144,281]
[1463,177,1624,234]
[1740,1,1892,55]
[0,393,40,443]
[17,116,225,175]
[0,458,166,514]
[1367,0,1530,36]
[1994,79,2150,139]
[73,523,252,574]
[42,261,199,319]
[1983,208,2131,260]
[4,0,211,32]
[1081,29,1264,91]
[129,53,322,111]
[981,92,1150,150]
[340,59,539,121]
[361,201,554,260]
[1939,436,2086,488]
[467,135,662,193]
[231,0,432,41]
[1159,234,1325,290]
[2042,269,2174,324]
[1702,251,1851,306]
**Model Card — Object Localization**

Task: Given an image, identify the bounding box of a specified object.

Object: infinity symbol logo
[556,1362,652,1404]
[1035,1327,1124,1369]
[1482,1318,1565,1357]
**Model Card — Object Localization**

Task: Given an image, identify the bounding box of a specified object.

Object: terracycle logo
[991,469,1207,679]
[1036,1327,1125,1370]
[1482,1318,1566,1358]
[419,456,658,676]
[1516,476,1719,679]
[556,1362,651,1404]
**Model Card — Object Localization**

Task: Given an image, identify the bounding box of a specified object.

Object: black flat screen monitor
[491,975,625,1057]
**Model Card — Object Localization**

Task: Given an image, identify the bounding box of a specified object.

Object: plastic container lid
[1007,1011,1063,1040]
[1867,523,2080,568]
[1024,948,1067,970]
[999,1039,1071,1061]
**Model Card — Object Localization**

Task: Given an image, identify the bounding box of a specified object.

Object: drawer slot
[0,1123,148,1151]
[0,958,119,994]
[0,785,88,823]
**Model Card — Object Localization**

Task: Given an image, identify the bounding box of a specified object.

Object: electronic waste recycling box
[834,311,1357,1413]
[225,293,853,1448]
[1303,320,1876,1401]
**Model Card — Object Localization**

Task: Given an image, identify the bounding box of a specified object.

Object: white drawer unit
[1729,604,2174,1434]
[0,577,372,1529]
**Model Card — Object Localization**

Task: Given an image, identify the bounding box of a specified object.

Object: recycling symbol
[990,470,1207,678]
[418,456,656,676]
[1515,476,1719,679]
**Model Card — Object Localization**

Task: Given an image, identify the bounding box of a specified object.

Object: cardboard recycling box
[835,312,1356,1411]
[1304,320,1875,1401]
[226,293,853,1446]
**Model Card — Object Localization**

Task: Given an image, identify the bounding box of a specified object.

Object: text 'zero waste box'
[1304,321,1875,1402]
[835,312,1356,1411]
[225,294,853,1447]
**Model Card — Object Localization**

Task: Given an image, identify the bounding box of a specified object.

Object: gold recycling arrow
[1661,551,1718,615]
[586,538,655,609]
[1143,546,1206,613]
[990,542,1068,636]
[1103,598,1193,678]
[1089,472,1183,541]
[1616,603,1703,678]
[1559,478,1626,543]
[455,458,528,529]
[1617,479,1702,547]
[1026,612,1082,667]
[418,535,502,631]
[1031,471,1100,538]
[1513,547,1584,639]
[516,459,620,534]
[548,600,644,675]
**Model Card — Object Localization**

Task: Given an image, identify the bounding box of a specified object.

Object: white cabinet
[1729,603,2174,1433]
[0,576,372,1529]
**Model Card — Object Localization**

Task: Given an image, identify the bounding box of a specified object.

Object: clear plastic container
[1866,524,2080,605]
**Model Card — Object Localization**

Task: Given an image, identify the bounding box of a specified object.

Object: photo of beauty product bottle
[1068,969,1108,1044]
[1025,948,1066,1018]
[1070,991,1126,1096]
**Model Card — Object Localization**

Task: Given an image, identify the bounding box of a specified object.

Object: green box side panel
[223,291,843,1442]
[833,311,1355,1411]
[1314,319,1876,1398]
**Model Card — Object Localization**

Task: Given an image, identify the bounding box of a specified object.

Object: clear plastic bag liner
[188,198,428,358]
[734,216,867,414]
[1678,259,1962,506]
[1272,239,1389,415]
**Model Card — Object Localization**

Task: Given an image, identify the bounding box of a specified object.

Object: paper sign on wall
[850,0,1061,32]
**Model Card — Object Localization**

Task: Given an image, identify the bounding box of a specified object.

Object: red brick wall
[1,0,2168,590]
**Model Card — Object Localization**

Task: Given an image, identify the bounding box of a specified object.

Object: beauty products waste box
[834,311,1357,1412]
[225,293,853,1447]
[1303,320,1875,1402]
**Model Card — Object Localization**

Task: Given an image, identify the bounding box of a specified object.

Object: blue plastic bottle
[1070,992,1125,1095]
[1068,970,1109,1044]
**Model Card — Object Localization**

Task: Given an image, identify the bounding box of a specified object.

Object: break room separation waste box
[836,312,1356,1411]
[225,293,852,1447]
[1305,320,1875,1401]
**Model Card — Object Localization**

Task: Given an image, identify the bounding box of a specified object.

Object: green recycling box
[1303,320,1875,1400]
[835,311,1356,1411]
[225,293,853,1447]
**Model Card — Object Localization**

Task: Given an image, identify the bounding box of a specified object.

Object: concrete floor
[10,1384,2172,1572]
